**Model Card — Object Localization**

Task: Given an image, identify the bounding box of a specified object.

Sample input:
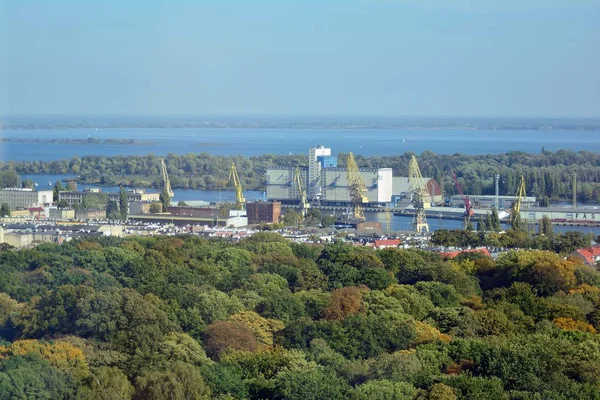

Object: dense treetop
[1,234,600,398]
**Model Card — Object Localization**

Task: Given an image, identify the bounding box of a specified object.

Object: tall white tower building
[308,146,331,201]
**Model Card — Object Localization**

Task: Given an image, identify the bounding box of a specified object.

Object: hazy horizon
[2,1,599,117]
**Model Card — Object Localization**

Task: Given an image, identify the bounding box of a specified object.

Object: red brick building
[246,201,281,224]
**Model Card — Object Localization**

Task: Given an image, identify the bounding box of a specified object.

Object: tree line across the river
[2,148,600,202]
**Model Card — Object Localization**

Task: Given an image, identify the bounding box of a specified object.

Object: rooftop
[1,188,36,192]
[521,207,600,213]
[438,248,492,259]
[573,246,600,264]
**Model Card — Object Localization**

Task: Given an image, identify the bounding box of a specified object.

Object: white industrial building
[266,167,309,202]
[0,188,53,209]
[519,207,599,223]
[392,177,444,206]
[319,167,393,204]
[59,188,160,206]
[449,195,536,210]
[308,145,332,200]
[266,146,393,205]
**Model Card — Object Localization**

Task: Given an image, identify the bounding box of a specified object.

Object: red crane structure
[452,172,474,226]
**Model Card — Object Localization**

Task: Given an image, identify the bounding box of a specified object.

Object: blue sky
[1,0,599,117]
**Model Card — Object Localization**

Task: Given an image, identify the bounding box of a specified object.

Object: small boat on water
[48,181,52,186]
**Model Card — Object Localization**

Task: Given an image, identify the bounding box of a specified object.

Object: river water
[3,127,600,161]
[6,128,600,235]
[19,173,600,235]
[20,173,264,204]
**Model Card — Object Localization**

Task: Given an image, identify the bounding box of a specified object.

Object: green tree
[0,355,77,399]
[426,383,457,400]
[539,215,554,236]
[21,179,34,189]
[107,200,120,220]
[465,220,474,231]
[119,186,128,221]
[53,180,65,202]
[484,213,492,232]
[304,208,322,226]
[352,379,418,400]
[490,207,502,232]
[385,284,435,319]
[149,202,162,213]
[75,288,178,355]
[177,201,188,206]
[415,281,460,308]
[0,203,10,217]
[80,193,108,210]
[476,216,485,232]
[158,332,211,366]
[78,366,134,400]
[321,214,337,227]
[443,376,506,400]
[274,368,351,400]
[134,362,211,400]
[219,202,233,218]
[283,209,301,226]
[159,188,171,211]
[0,170,20,189]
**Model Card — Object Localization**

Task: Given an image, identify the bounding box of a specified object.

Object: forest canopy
[1,235,600,399]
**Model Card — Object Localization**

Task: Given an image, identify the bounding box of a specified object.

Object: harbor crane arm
[408,155,429,233]
[229,162,246,210]
[452,172,474,219]
[346,152,368,220]
[514,175,526,214]
[294,166,310,215]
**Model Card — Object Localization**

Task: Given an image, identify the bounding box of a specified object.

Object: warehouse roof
[521,207,600,213]
[393,177,442,196]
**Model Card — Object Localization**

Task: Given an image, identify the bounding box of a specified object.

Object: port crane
[346,152,368,220]
[160,158,174,199]
[294,166,310,216]
[229,162,245,211]
[408,155,429,233]
[452,172,474,228]
[510,175,526,227]
[513,175,526,213]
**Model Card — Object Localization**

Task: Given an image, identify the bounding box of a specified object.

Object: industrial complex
[266,146,424,207]
[4,147,600,246]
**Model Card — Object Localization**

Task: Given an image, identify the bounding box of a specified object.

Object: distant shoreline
[0,138,156,145]
[1,115,600,132]
[2,125,600,132]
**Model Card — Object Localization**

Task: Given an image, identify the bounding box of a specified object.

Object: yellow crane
[160,158,174,199]
[294,166,310,216]
[229,162,245,210]
[408,155,429,233]
[346,152,368,220]
[510,175,526,228]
